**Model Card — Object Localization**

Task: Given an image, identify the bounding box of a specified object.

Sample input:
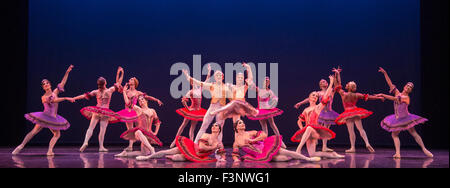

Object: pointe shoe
[309,157,321,162]
[12,146,23,155]
[345,148,356,153]
[366,145,375,153]
[424,150,434,158]
[79,144,88,152]
[46,151,55,156]
[393,153,401,158]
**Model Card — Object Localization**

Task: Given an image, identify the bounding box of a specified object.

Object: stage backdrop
[27,0,423,147]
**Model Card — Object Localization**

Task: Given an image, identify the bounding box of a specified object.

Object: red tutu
[291,125,336,142]
[175,108,207,121]
[116,108,139,122]
[335,108,373,125]
[175,136,217,163]
[80,106,120,123]
[120,127,163,146]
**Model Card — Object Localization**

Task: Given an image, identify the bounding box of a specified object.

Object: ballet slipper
[366,145,375,153]
[12,146,24,155]
[345,148,356,153]
[423,149,433,158]
[393,153,401,158]
[79,144,88,152]
[99,147,108,152]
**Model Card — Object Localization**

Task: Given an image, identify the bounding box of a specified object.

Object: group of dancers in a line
[12,64,433,163]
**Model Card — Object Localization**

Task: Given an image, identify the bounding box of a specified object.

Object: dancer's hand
[67,97,76,103]
[294,102,302,109]
[156,99,164,106]
[207,64,211,72]
[378,67,387,74]
[182,69,190,78]
[332,66,341,74]
[67,65,74,72]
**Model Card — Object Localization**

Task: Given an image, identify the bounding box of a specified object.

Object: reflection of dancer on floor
[170,65,212,148]
[72,66,124,152]
[115,84,162,158]
[376,67,433,158]
[291,75,344,159]
[12,65,75,156]
[232,120,320,163]
[247,76,287,148]
[136,123,225,162]
[334,68,384,153]
[116,75,163,152]
[294,77,339,152]
[182,69,231,143]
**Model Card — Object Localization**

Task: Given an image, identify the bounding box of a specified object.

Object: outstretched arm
[183,69,213,89]
[54,65,74,95]
[294,98,309,109]
[143,93,163,106]
[375,93,397,101]
[378,67,400,95]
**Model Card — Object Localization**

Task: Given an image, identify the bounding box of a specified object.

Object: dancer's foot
[125,146,133,152]
[281,142,287,149]
[114,151,128,157]
[99,147,108,152]
[332,152,345,159]
[136,155,151,161]
[79,144,88,152]
[393,153,401,158]
[366,145,375,153]
[170,141,176,148]
[12,145,24,155]
[46,151,55,156]
[345,148,356,153]
[423,149,433,158]
[308,157,321,162]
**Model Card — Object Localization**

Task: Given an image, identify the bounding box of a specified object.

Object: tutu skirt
[80,106,120,123]
[381,114,428,132]
[175,136,217,163]
[291,125,336,142]
[175,108,207,121]
[24,112,70,130]
[120,127,163,146]
[116,108,139,122]
[318,110,340,126]
[247,108,283,120]
[335,108,373,125]
[242,135,282,163]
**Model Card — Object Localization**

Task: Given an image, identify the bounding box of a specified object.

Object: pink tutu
[80,106,120,123]
[242,135,283,163]
[247,108,283,120]
[116,108,139,122]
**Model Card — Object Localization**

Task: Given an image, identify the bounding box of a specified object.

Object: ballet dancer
[170,64,212,148]
[182,68,232,144]
[115,84,162,158]
[334,67,384,153]
[223,63,253,123]
[291,75,344,159]
[116,73,163,151]
[136,123,225,162]
[376,67,433,158]
[71,66,124,152]
[246,76,286,148]
[12,65,75,156]
[294,77,339,152]
[232,119,320,162]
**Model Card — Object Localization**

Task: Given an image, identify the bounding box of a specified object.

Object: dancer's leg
[189,121,198,141]
[278,148,321,162]
[135,130,155,155]
[267,118,287,148]
[354,118,374,153]
[12,125,43,154]
[170,118,190,148]
[345,120,356,153]
[136,147,180,160]
[125,122,135,151]
[98,119,109,152]
[194,105,217,143]
[391,131,401,158]
[80,116,100,152]
[47,129,61,156]
[259,120,268,135]
[296,127,315,153]
[321,124,333,152]
[407,127,433,157]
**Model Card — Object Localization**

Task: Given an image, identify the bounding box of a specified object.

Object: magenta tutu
[25,112,70,130]
[120,127,163,146]
[116,108,139,122]
[242,135,283,163]
[175,108,207,121]
[80,106,120,123]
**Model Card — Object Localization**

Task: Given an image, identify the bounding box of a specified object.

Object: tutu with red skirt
[335,107,373,125]
[175,136,217,163]
[175,108,207,121]
[120,127,163,146]
[291,124,336,142]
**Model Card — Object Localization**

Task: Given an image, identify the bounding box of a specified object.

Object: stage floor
[1,146,448,168]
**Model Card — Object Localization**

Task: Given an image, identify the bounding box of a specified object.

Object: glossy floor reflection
[1,146,447,168]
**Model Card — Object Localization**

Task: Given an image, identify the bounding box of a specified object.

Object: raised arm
[54,65,74,95]
[243,63,254,86]
[316,75,335,112]
[332,67,344,96]
[123,84,131,106]
[116,66,124,86]
[182,69,213,89]
[378,67,399,95]
[204,64,212,83]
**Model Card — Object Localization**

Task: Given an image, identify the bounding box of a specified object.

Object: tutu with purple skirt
[380,96,428,132]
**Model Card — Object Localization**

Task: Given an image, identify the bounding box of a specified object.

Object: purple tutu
[318,110,339,125]
[25,112,70,130]
[381,114,427,132]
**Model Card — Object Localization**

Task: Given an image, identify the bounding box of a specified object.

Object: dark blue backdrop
[27,0,423,147]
